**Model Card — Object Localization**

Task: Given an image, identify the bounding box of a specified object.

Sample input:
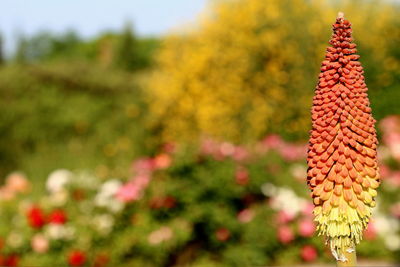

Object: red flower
[300,245,318,262]
[215,228,230,242]
[3,254,19,267]
[235,167,249,185]
[68,250,86,266]
[27,206,46,229]
[48,209,67,225]
[149,196,176,209]
[93,253,109,267]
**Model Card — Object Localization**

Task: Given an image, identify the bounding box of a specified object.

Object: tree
[14,35,28,64]
[114,22,138,71]
[0,33,4,65]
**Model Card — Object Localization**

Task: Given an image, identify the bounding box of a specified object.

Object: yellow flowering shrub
[147,0,399,143]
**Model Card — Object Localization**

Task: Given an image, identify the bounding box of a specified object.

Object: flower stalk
[307,12,380,266]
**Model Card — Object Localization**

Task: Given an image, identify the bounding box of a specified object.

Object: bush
[147,0,400,143]
[0,63,148,178]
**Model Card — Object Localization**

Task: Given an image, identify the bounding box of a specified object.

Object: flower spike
[307,13,380,262]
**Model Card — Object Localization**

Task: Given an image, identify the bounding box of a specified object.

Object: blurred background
[0,0,400,266]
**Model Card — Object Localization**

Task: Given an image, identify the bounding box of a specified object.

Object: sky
[0,0,208,54]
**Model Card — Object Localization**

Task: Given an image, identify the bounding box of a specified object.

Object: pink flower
[153,153,172,169]
[115,175,151,203]
[31,234,49,253]
[390,203,400,218]
[383,134,400,161]
[276,211,295,224]
[200,138,219,156]
[387,171,400,187]
[364,221,377,240]
[380,116,399,133]
[116,182,141,202]
[0,187,15,201]
[219,142,235,157]
[237,209,254,223]
[5,172,30,194]
[134,175,150,188]
[301,203,314,217]
[235,167,249,186]
[131,157,155,175]
[300,245,318,262]
[298,219,316,237]
[379,164,391,178]
[232,146,249,162]
[277,226,294,244]
[278,144,307,161]
[261,135,283,149]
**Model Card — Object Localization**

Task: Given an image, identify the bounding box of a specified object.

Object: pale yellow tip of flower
[314,203,372,260]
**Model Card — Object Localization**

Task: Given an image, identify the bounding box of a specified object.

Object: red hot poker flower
[307,13,380,262]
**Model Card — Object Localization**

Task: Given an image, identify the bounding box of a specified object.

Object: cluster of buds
[307,13,380,261]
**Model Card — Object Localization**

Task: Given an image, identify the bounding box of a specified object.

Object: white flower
[100,179,122,197]
[108,199,124,213]
[48,190,69,206]
[262,184,306,216]
[289,163,307,181]
[94,179,124,212]
[373,211,400,251]
[384,235,400,251]
[261,183,277,197]
[44,224,75,240]
[93,214,114,235]
[374,212,399,235]
[46,169,73,193]
[64,225,76,239]
[7,232,24,248]
[74,171,100,190]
